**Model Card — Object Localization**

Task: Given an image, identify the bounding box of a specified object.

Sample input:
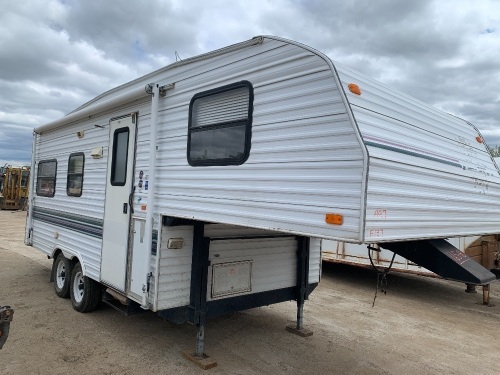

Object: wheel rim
[73,271,84,303]
[56,261,66,289]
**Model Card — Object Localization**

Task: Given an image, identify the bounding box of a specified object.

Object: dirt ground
[0,210,499,374]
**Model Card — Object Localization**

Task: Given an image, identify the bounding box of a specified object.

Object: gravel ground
[0,210,499,374]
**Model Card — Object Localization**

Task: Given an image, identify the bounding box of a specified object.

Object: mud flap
[380,239,496,285]
[0,306,14,349]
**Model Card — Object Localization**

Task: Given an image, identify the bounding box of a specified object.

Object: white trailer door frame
[100,114,137,291]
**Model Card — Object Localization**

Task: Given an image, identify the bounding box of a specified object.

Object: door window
[111,128,130,186]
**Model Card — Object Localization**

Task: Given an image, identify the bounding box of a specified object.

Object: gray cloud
[0,125,32,162]
[60,0,198,63]
[1,0,500,165]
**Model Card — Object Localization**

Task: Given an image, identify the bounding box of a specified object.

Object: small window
[111,127,130,186]
[187,81,253,166]
[67,153,84,197]
[36,160,57,197]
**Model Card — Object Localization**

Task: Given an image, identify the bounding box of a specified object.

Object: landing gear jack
[286,236,313,337]
[479,284,494,307]
[182,323,217,370]
[180,224,314,368]
[286,300,313,337]
[181,223,217,370]
[466,283,494,306]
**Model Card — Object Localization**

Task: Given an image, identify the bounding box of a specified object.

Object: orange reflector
[476,136,483,143]
[325,213,343,225]
[348,83,361,95]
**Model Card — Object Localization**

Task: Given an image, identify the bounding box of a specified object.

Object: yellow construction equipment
[0,165,30,210]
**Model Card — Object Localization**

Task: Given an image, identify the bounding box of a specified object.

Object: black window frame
[110,127,130,186]
[66,152,85,197]
[36,159,57,197]
[187,80,253,167]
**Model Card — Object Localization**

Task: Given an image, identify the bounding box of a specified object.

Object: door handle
[128,188,135,214]
[123,203,128,214]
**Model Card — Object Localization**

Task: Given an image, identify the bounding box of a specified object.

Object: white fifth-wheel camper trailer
[25,36,498,360]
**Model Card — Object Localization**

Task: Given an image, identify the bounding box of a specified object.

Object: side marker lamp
[348,83,361,95]
[325,213,343,225]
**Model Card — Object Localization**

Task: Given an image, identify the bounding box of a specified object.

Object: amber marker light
[325,213,343,225]
[476,136,483,143]
[348,83,361,95]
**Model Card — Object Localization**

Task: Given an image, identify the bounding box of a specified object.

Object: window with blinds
[188,81,253,166]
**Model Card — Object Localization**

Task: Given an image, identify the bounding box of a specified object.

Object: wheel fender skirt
[0,306,14,349]
[380,239,496,285]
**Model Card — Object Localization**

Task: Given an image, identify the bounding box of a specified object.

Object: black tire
[0,323,9,349]
[53,253,71,298]
[70,263,101,313]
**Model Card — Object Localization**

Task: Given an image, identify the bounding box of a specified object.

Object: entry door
[101,115,136,291]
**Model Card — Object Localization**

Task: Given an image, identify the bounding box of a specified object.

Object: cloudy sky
[1,0,499,165]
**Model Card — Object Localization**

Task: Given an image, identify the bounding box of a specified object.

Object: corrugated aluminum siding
[144,38,365,241]
[31,99,151,281]
[31,124,108,280]
[335,63,500,242]
[155,224,321,311]
[33,37,366,256]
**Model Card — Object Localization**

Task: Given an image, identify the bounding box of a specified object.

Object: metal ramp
[380,239,496,285]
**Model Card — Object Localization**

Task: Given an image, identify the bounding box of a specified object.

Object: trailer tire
[70,263,101,313]
[53,253,71,298]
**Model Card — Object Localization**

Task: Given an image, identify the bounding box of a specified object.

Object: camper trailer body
[25,36,499,352]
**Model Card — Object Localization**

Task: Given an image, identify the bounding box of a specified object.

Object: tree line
[488,146,500,157]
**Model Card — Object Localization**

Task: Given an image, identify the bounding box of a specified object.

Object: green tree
[488,145,500,157]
